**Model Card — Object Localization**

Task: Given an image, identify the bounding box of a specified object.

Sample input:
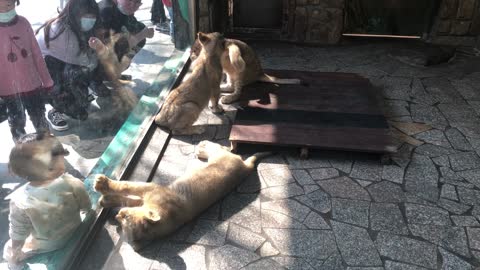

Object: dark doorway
[345,0,437,36]
[233,0,283,29]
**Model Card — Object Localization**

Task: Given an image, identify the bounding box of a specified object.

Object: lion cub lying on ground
[155,32,225,135]
[94,140,270,250]
[191,37,301,104]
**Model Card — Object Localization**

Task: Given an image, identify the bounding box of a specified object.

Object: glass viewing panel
[0,0,192,268]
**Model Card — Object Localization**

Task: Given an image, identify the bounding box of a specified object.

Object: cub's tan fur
[155,32,225,135]
[191,37,301,104]
[87,34,138,125]
[94,140,270,250]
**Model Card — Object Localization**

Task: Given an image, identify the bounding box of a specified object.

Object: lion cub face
[196,32,225,58]
[116,207,162,243]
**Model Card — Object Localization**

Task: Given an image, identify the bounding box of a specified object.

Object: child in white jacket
[3,132,92,269]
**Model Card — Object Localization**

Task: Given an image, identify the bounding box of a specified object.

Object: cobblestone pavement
[81,40,480,270]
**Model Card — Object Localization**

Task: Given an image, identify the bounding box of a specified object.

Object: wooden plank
[230,124,394,153]
[230,71,395,154]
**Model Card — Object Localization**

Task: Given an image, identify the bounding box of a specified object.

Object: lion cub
[94,140,270,250]
[191,38,301,104]
[155,32,225,135]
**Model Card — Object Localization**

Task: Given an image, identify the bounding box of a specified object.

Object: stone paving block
[384,261,429,270]
[441,177,475,188]
[469,100,480,116]
[302,211,330,230]
[318,176,371,201]
[381,164,405,184]
[445,128,472,151]
[151,243,207,270]
[262,199,311,221]
[259,241,279,257]
[295,189,332,213]
[452,215,480,226]
[221,194,262,233]
[199,201,220,220]
[347,267,384,270]
[291,169,316,186]
[451,79,480,100]
[271,256,318,270]
[467,227,480,250]
[449,152,480,171]
[411,104,448,128]
[286,155,331,169]
[404,154,439,202]
[208,244,260,270]
[389,121,432,136]
[381,84,411,100]
[237,172,266,193]
[264,228,337,259]
[186,220,228,246]
[432,155,450,167]
[261,209,306,229]
[332,221,382,266]
[370,203,408,234]
[437,198,472,214]
[383,100,410,117]
[439,103,479,124]
[303,184,320,194]
[457,186,480,206]
[440,184,458,201]
[226,223,266,252]
[375,232,437,269]
[261,183,305,200]
[458,169,480,188]
[440,166,464,180]
[329,157,353,174]
[309,168,339,180]
[355,179,374,187]
[405,203,451,225]
[414,143,458,157]
[414,129,451,148]
[408,224,470,257]
[259,167,295,187]
[257,155,288,171]
[367,181,406,203]
[350,160,383,181]
[332,198,370,228]
[439,247,473,270]
[241,258,286,270]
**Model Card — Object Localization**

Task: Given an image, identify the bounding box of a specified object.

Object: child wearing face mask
[97,0,154,70]
[35,0,101,131]
[0,0,54,142]
[3,133,92,270]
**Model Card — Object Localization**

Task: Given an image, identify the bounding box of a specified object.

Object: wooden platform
[229,70,396,154]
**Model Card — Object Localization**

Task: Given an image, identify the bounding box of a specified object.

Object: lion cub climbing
[155,32,225,135]
[94,140,271,250]
[191,37,301,104]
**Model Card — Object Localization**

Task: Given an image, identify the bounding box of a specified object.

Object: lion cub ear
[145,210,161,223]
[197,32,209,45]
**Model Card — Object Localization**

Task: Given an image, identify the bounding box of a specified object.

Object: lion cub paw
[220,94,239,104]
[94,174,111,194]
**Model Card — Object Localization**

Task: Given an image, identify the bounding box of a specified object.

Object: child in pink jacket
[0,0,53,142]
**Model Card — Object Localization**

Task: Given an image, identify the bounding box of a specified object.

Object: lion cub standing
[155,32,225,135]
[191,38,301,104]
[94,140,270,250]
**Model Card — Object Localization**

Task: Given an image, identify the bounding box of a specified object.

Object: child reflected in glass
[3,133,92,270]
[0,0,53,142]
[36,0,101,131]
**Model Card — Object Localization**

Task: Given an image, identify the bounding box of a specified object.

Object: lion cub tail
[244,152,273,169]
[228,44,246,72]
[258,73,301,85]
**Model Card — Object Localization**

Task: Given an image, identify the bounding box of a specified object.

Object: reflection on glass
[1,0,178,268]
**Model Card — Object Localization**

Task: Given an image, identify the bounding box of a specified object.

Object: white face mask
[80,17,96,32]
[0,8,16,23]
